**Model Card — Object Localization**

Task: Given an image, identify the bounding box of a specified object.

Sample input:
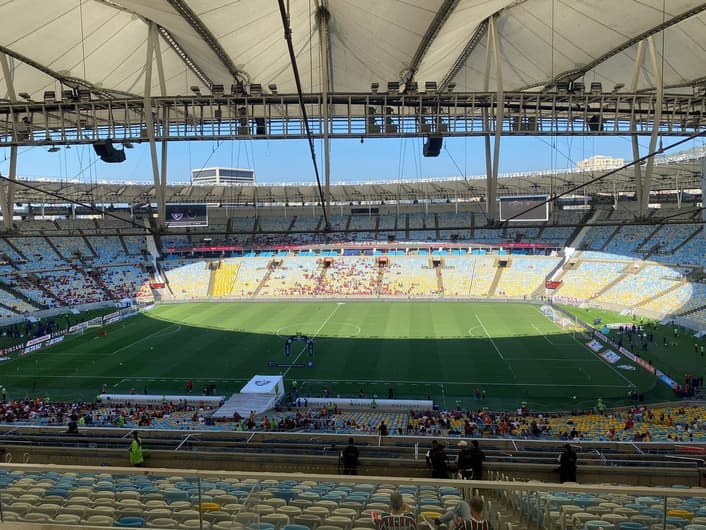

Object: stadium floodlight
[571,81,584,93]
[425,81,437,93]
[43,91,56,103]
[612,83,624,93]
[370,82,379,94]
[249,83,262,95]
[211,84,224,96]
[18,92,31,100]
[190,85,201,95]
[447,82,456,92]
[386,81,400,93]
[268,83,277,94]
[591,82,603,94]
[47,145,60,153]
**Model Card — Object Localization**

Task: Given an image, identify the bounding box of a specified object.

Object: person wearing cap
[558,443,577,483]
[456,440,473,479]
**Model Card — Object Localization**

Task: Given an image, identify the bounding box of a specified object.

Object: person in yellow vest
[129,431,144,466]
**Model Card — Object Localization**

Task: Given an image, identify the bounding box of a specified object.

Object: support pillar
[630,41,645,216]
[482,16,502,224]
[143,22,168,228]
[318,6,332,224]
[641,36,664,217]
[0,53,17,231]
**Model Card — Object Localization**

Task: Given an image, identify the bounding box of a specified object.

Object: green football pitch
[0,301,672,411]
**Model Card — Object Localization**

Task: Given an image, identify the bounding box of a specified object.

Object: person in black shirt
[341,437,360,475]
[558,444,577,483]
[468,440,485,480]
[427,440,449,479]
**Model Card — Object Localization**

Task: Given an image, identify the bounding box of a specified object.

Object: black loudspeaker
[423,135,443,157]
[255,118,266,135]
[93,140,126,163]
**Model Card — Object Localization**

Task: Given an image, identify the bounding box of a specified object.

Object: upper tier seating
[494,257,561,298]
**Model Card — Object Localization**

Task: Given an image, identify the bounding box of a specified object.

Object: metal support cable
[0,173,151,233]
[277,0,330,230]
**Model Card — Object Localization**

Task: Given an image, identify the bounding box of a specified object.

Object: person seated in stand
[372,491,416,529]
[429,496,490,530]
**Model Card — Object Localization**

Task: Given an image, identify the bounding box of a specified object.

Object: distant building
[191,167,255,185]
[577,155,624,171]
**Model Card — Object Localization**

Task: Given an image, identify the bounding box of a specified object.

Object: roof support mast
[317,3,331,211]
[630,35,664,219]
[629,40,646,216]
[143,22,168,228]
[702,157,706,273]
[0,53,17,232]
[641,35,664,218]
[483,16,503,225]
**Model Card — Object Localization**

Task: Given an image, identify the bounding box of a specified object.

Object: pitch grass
[0,301,674,411]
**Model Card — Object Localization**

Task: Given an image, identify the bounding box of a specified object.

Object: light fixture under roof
[48,145,60,153]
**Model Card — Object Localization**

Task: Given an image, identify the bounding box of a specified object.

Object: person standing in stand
[129,431,144,467]
[558,443,577,483]
[469,440,485,480]
[428,440,449,479]
[341,437,360,475]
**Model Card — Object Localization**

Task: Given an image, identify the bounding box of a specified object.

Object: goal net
[540,305,573,329]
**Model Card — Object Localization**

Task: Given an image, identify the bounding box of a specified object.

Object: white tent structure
[0,0,704,226]
[213,374,285,419]
[1,0,704,97]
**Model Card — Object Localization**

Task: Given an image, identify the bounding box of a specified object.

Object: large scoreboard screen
[498,195,549,222]
[165,204,208,227]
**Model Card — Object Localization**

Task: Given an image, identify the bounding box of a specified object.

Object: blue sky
[1,134,701,186]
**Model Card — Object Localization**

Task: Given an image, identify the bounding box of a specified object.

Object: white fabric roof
[1,0,704,100]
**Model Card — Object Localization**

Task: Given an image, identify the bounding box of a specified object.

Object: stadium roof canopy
[0,0,705,225]
[2,0,705,98]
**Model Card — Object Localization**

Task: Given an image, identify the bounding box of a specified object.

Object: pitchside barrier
[98,394,225,407]
[302,397,433,411]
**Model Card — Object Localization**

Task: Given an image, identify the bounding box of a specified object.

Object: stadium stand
[230,257,270,297]
[315,256,378,297]
[258,215,295,233]
[379,257,440,297]
[258,257,321,297]
[437,211,471,241]
[35,269,106,306]
[162,260,211,298]
[493,257,561,298]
